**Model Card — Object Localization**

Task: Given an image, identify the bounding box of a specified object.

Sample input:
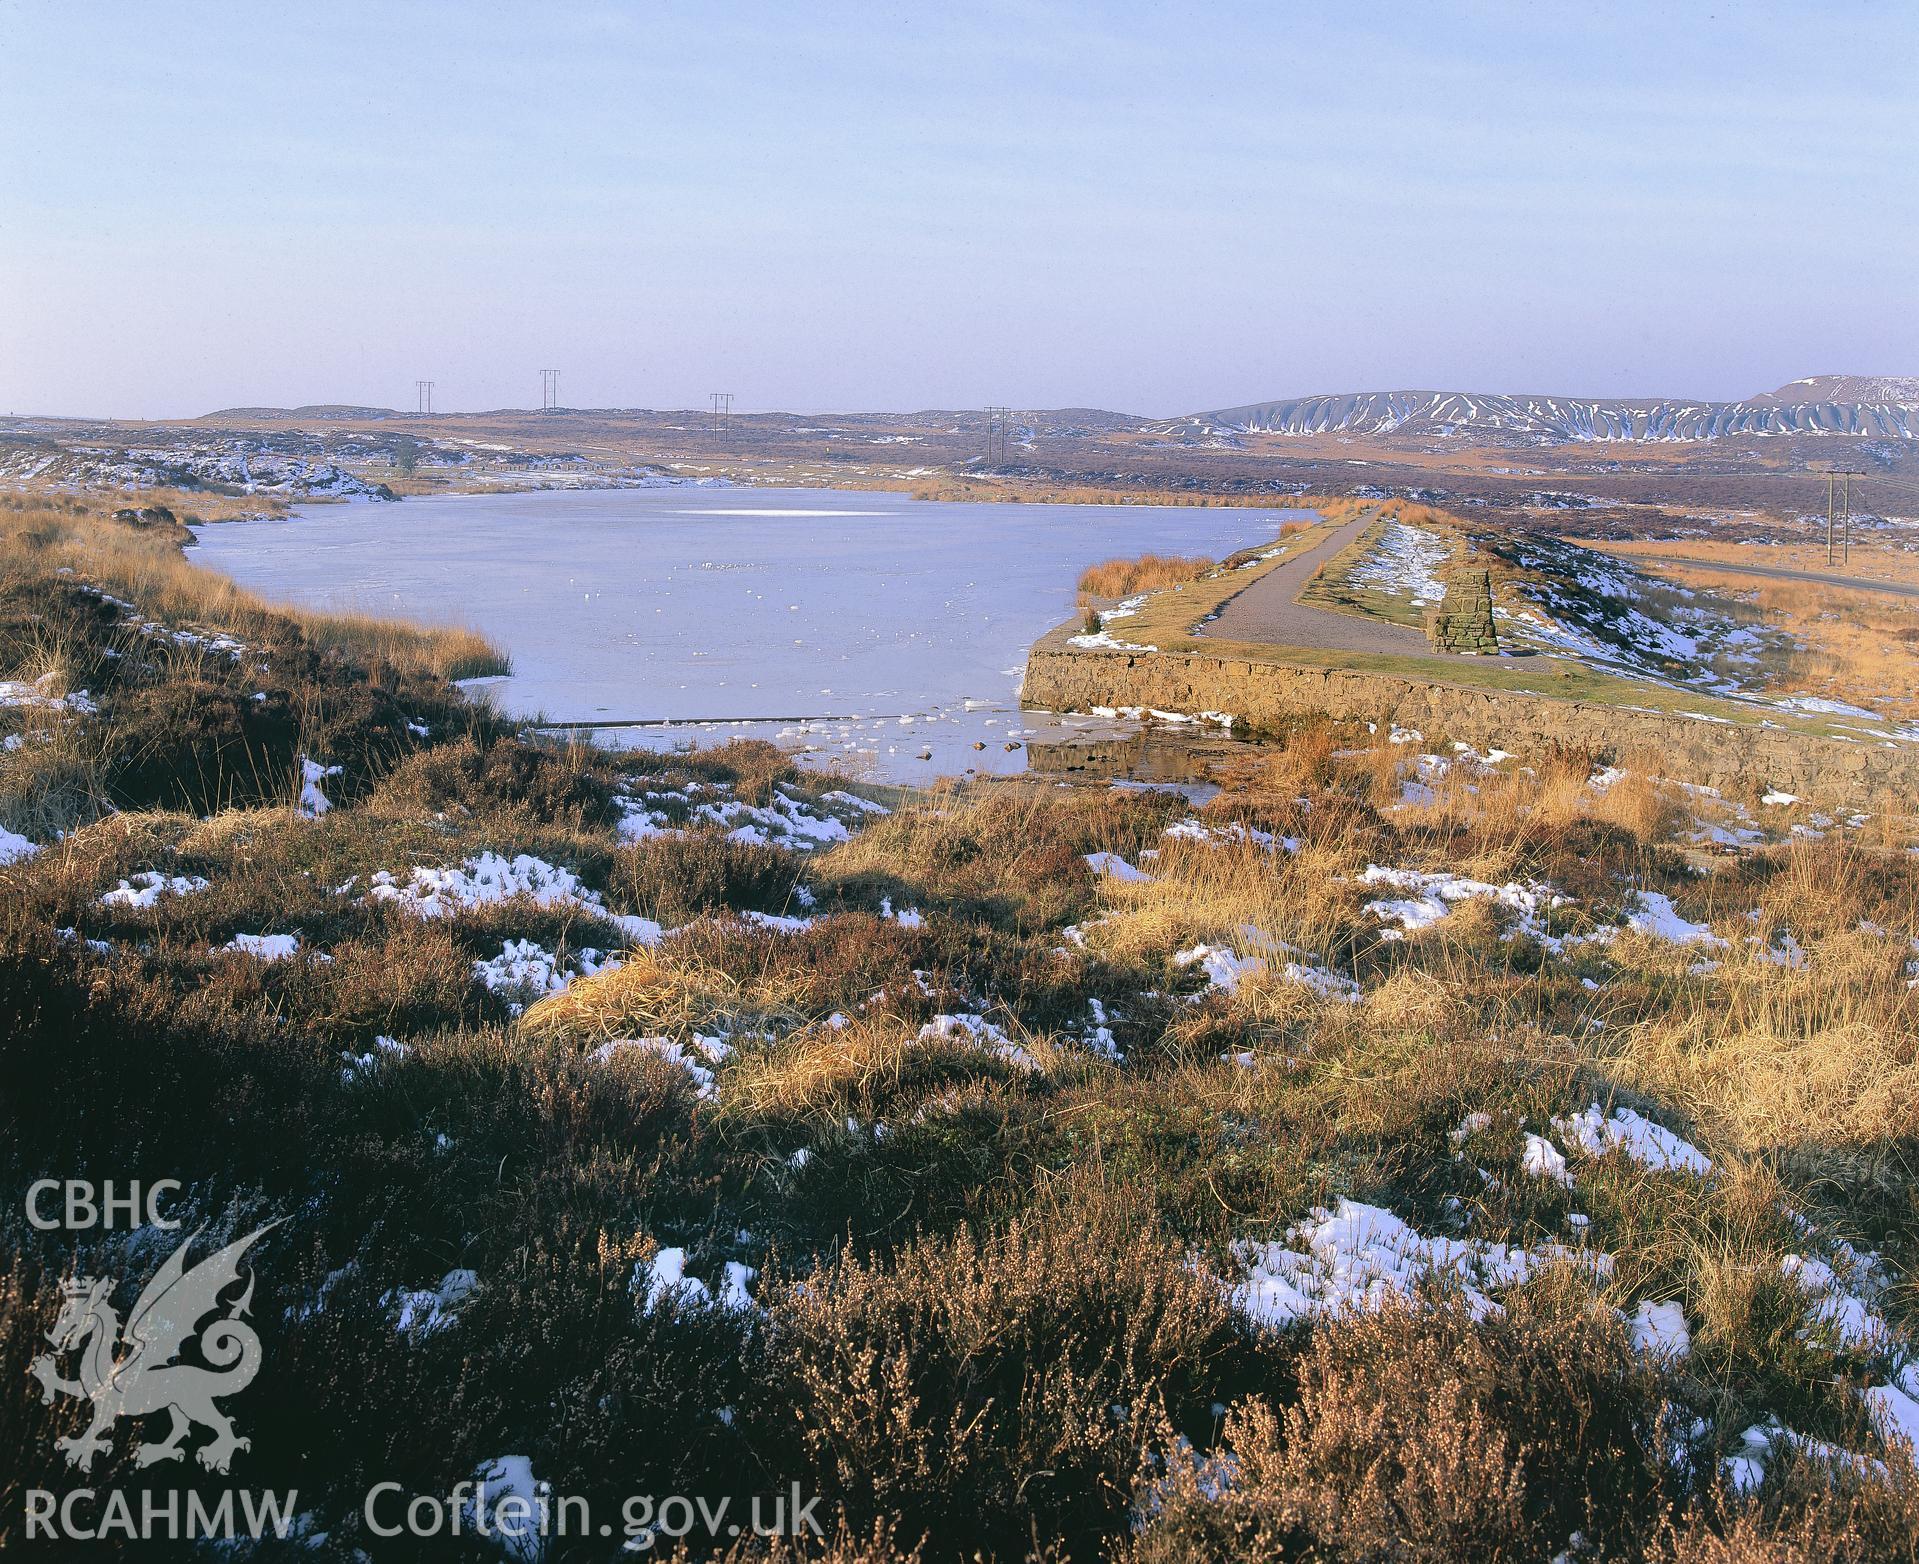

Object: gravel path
[1198,508,1434,654]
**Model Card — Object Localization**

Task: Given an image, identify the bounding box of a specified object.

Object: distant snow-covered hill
[1746,375,1919,407]
[1178,379,1919,445]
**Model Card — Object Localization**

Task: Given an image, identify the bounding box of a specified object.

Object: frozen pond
[195,486,1313,782]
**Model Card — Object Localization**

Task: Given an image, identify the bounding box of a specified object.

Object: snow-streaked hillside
[1178,384,1919,445]
[1749,375,1919,407]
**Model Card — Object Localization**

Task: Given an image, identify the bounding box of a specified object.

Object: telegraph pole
[984,406,1012,467]
[1826,471,1836,567]
[709,392,733,431]
[1824,468,1867,565]
[539,369,560,412]
[415,380,435,416]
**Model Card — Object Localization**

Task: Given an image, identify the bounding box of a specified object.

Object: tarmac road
[1628,553,1919,600]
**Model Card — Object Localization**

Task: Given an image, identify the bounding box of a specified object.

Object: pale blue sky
[2,1,1913,418]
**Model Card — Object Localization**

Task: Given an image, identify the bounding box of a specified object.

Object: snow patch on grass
[636,1247,757,1315]
[1360,865,1567,942]
[367,851,662,946]
[220,932,306,961]
[1624,891,1724,947]
[298,756,342,818]
[1227,1199,1612,1329]
[387,1267,478,1338]
[100,871,210,908]
[472,939,619,1016]
[1347,520,1450,606]
[917,1012,1039,1071]
[1552,1103,1712,1176]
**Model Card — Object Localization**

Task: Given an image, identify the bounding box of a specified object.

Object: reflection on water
[195,486,1313,783]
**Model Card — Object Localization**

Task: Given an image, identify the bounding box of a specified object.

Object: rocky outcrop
[1023,627,1919,808]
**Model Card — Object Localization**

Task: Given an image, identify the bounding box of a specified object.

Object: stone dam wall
[1023,628,1919,810]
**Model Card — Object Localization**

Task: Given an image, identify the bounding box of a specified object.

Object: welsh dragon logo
[29,1224,277,1474]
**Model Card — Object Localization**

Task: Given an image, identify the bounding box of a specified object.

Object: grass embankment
[1087,510,1878,743]
[904,476,1335,508]
[4,497,1918,1558]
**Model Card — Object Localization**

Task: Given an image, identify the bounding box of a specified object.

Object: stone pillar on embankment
[1427,569,1499,654]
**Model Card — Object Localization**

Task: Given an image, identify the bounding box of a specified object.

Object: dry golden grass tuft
[1078,553,1216,600]
[721,1011,1050,1121]
[1615,986,1919,1153]
[519,946,810,1043]
[1363,966,1472,1032]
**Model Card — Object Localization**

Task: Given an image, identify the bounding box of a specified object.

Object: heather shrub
[613,831,804,922]
[1132,1286,1672,1563]
[762,1197,1260,1557]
